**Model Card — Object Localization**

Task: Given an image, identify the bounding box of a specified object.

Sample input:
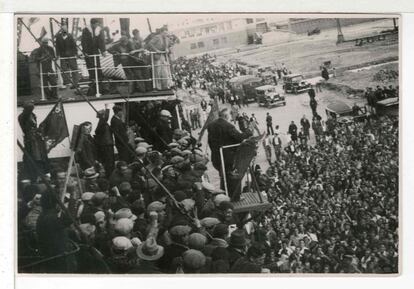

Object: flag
[39,101,69,153]
[28,17,40,28]
[197,97,219,143]
[37,26,47,41]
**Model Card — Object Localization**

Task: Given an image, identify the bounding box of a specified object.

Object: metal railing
[38,51,172,100]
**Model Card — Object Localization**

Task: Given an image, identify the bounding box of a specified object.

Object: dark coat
[55,32,77,57]
[18,111,48,161]
[301,118,311,132]
[308,88,316,99]
[154,119,173,152]
[76,134,97,170]
[226,246,245,267]
[207,118,251,171]
[95,110,114,146]
[288,123,298,139]
[81,27,106,55]
[36,208,72,257]
[229,257,261,273]
[159,242,189,273]
[128,261,162,274]
[110,116,128,148]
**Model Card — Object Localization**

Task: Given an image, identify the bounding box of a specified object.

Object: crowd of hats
[17,54,399,274]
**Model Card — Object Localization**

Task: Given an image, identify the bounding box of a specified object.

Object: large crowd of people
[17,52,399,274]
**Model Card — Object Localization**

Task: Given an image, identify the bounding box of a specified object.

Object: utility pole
[336,18,345,44]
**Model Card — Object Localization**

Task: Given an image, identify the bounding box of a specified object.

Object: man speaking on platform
[207,108,252,201]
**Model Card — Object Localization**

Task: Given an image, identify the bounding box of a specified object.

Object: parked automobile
[376,97,399,116]
[325,100,369,123]
[229,75,263,103]
[282,74,311,94]
[256,85,286,108]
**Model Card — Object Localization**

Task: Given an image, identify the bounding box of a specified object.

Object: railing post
[39,62,46,101]
[94,55,101,97]
[151,52,155,90]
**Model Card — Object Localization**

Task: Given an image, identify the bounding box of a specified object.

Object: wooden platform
[232,192,272,213]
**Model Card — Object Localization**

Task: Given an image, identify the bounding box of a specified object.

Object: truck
[256,85,286,108]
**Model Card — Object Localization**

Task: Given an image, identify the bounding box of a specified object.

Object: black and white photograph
[15,13,399,275]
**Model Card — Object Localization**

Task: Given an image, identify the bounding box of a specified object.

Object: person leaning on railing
[81,18,107,95]
[55,24,79,89]
[31,37,58,99]
[108,36,147,94]
[145,27,173,91]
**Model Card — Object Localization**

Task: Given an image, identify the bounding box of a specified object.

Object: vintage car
[376,97,399,116]
[282,74,311,94]
[256,85,286,108]
[260,71,278,85]
[229,75,263,103]
[325,101,369,123]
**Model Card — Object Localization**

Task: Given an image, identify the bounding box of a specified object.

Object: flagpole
[17,140,84,238]
[61,151,76,203]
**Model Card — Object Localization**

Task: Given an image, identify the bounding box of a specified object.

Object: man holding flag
[38,100,70,153]
[19,100,69,181]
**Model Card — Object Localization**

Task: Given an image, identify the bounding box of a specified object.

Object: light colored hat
[171,155,185,164]
[81,192,95,201]
[134,137,145,143]
[137,142,153,149]
[200,217,220,228]
[183,249,206,270]
[169,225,192,236]
[112,236,133,251]
[79,223,96,237]
[188,233,207,251]
[180,198,195,211]
[94,211,106,223]
[168,142,179,148]
[114,218,134,236]
[160,110,172,118]
[202,182,224,195]
[83,167,99,179]
[115,208,137,221]
[135,146,147,155]
[181,150,192,156]
[93,192,108,202]
[147,201,166,213]
[136,237,164,261]
[170,148,183,156]
[214,194,231,207]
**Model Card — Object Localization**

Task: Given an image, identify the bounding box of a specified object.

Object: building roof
[255,85,276,90]
[229,75,261,84]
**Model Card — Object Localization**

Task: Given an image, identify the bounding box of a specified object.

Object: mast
[336,18,345,44]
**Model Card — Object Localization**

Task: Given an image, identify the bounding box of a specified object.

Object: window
[246,18,254,24]
[221,37,227,44]
[197,41,205,48]
[213,39,219,45]
[190,43,197,49]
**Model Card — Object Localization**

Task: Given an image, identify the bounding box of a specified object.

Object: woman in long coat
[145,28,173,90]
